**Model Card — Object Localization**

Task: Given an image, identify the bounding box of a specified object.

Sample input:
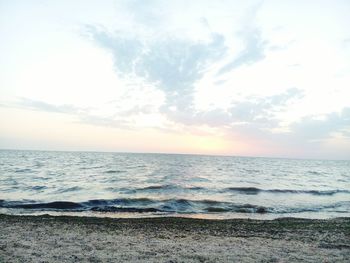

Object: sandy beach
[0,214,349,262]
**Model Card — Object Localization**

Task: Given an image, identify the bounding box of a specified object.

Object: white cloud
[0,0,350,158]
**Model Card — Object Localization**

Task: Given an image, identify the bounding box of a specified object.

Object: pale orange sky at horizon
[1,0,350,160]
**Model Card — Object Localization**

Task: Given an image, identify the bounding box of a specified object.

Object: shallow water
[0,150,349,219]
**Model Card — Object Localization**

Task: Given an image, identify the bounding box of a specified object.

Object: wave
[104,170,125,174]
[226,187,350,196]
[187,186,205,190]
[106,185,349,196]
[54,186,83,193]
[14,168,32,173]
[123,185,207,193]
[0,198,270,214]
[9,201,83,210]
[1,198,348,215]
[136,185,175,190]
[308,171,321,175]
[29,185,47,191]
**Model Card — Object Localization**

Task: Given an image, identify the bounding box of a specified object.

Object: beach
[0,214,349,262]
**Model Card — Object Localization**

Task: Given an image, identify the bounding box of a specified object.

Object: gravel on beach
[0,214,349,262]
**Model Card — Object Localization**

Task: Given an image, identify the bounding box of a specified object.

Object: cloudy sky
[1,0,349,159]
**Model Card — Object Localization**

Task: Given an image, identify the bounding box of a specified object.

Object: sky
[0,0,350,159]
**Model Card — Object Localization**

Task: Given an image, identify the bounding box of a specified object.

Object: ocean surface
[0,150,349,219]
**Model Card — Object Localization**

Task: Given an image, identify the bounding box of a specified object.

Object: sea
[0,149,349,219]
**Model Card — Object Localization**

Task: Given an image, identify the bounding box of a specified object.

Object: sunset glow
[1,0,350,159]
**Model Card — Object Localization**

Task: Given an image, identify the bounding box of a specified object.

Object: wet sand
[0,214,349,262]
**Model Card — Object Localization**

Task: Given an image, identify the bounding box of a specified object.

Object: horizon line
[1,147,349,162]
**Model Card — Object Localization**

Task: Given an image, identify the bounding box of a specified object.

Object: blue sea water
[0,150,349,219]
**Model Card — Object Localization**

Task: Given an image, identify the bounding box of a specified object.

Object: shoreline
[1,214,349,262]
